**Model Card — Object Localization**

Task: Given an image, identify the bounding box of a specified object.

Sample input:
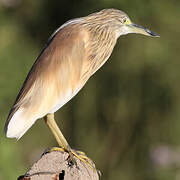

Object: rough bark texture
[18,150,100,180]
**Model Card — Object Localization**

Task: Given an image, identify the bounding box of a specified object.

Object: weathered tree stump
[18,150,100,180]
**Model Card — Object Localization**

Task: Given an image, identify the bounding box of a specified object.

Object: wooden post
[18,150,100,180]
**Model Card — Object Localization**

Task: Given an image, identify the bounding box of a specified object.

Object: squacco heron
[4,9,159,166]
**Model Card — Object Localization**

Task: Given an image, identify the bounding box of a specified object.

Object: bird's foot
[48,147,96,171]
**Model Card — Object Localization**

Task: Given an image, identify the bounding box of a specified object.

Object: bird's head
[84,9,159,39]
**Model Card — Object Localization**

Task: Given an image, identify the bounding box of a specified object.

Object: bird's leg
[44,113,76,164]
[44,113,70,150]
[44,113,95,169]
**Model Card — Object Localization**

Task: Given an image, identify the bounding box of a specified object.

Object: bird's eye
[122,17,131,25]
[122,17,127,24]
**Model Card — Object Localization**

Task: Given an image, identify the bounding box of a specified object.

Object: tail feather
[5,108,36,140]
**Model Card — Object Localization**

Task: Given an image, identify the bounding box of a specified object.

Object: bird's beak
[126,23,160,37]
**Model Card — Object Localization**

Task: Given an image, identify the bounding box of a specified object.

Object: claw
[49,147,66,153]
[71,149,96,171]
[48,147,97,171]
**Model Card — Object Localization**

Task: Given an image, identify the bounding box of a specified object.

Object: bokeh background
[0,0,179,179]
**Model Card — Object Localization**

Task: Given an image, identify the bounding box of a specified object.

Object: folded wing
[4,24,90,139]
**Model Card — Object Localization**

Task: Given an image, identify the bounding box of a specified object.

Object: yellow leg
[44,113,70,151]
[44,113,95,170]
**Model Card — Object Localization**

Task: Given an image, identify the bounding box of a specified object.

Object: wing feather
[4,24,90,138]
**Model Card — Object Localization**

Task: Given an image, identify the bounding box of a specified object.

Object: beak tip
[150,32,160,37]
[146,29,160,37]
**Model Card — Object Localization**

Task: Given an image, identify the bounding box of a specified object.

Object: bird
[4,9,159,167]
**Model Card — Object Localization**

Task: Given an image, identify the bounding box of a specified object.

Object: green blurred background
[0,0,179,179]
